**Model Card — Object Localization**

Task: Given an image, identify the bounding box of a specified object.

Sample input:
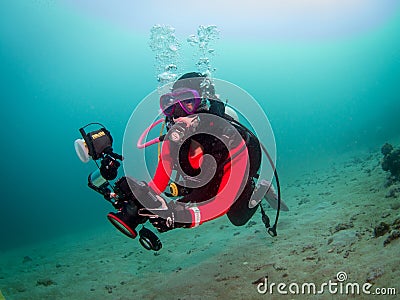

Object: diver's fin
[248,179,271,208]
[263,183,289,211]
[0,289,5,300]
[249,179,290,211]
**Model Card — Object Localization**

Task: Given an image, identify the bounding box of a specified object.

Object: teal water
[0,0,399,253]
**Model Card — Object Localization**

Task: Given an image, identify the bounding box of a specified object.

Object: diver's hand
[138,201,186,233]
[149,208,176,232]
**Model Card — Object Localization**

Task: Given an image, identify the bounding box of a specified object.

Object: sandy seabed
[1,147,399,300]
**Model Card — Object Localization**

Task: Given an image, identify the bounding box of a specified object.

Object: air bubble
[157,72,177,83]
[188,25,220,75]
[165,64,177,71]
[149,24,180,87]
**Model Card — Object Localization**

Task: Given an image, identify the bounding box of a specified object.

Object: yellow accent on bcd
[169,182,179,197]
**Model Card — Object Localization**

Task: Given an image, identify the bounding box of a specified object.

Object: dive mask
[160,88,201,116]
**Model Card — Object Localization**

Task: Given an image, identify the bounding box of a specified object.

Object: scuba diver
[75,72,288,251]
[135,72,288,233]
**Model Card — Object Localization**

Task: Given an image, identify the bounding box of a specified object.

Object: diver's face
[172,103,190,118]
[185,102,194,111]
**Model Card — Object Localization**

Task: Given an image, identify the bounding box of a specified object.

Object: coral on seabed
[383,230,400,247]
[373,217,400,246]
[373,222,390,237]
[381,143,400,181]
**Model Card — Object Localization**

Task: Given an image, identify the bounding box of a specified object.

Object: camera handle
[103,147,123,161]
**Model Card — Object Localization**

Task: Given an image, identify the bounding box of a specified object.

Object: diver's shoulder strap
[208,99,225,117]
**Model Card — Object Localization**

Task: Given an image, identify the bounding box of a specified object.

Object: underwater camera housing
[75,123,162,252]
[74,123,123,197]
[107,177,162,251]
